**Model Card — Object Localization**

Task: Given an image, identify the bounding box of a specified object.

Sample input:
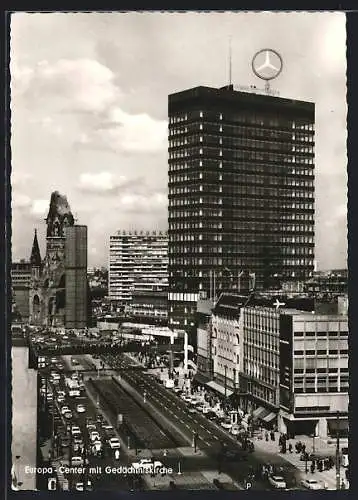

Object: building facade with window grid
[241,307,281,415]
[168,85,315,343]
[282,311,349,438]
[109,231,168,305]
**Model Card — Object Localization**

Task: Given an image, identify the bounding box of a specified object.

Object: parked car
[301,478,324,490]
[221,420,232,430]
[231,425,241,436]
[108,438,121,449]
[268,475,287,490]
[71,456,84,466]
[61,406,71,415]
[75,481,93,492]
[76,404,86,413]
[132,458,163,472]
[71,426,81,436]
[63,410,73,420]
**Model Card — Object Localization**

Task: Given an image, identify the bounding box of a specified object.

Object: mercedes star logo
[252,49,283,81]
[273,298,286,310]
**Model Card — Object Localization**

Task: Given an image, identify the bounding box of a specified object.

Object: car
[132,458,163,472]
[108,438,121,449]
[268,475,287,490]
[301,478,324,490]
[71,456,84,466]
[61,438,70,448]
[102,424,114,432]
[90,431,100,442]
[56,363,64,370]
[92,440,102,452]
[188,407,197,414]
[71,426,81,436]
[64,410,73,419]
[74,437,84,445]
[57,390,66,397]
[76,404,86,413]
[75,481,93,492]
[61,406,71,415]
[87,424,97,432]
[231,425,241,436]
[222,449,248,461]
[69,389,81,397]
[221,421,232,430]
[173,387,182,394]
[46,393,53,401]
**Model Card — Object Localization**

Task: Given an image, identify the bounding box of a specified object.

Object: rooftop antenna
[228,35,232,87]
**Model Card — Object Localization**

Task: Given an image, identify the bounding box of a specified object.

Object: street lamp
[224,365,227,398]
[336,411,341,490]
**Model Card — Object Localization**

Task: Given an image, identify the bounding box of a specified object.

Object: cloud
[31,199,49,216]
[12,57,167,154]
[73,108,167,153]
[102,108,167,153]
[118,192,167,213]
[12,193,32,209]
[11,171,33,188]
[78,172,143,194]
[11,58,120,114]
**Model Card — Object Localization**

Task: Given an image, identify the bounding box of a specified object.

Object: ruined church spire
[30,229,42,266]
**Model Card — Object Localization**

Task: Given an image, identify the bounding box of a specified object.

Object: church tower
[29,229,43,325]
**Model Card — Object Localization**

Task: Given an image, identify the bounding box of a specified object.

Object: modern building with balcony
[109,231,168,314]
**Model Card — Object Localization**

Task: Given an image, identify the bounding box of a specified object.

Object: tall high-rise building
[64,225,88,329]
[168,85,315,340]
[109,231,168,306]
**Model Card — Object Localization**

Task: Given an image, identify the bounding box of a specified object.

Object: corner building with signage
[168,85,315,345]
[241,306,348,438]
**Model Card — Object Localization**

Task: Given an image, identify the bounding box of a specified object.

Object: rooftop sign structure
[251,48,283,94]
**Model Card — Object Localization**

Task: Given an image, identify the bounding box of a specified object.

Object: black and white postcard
[10,11,348,492]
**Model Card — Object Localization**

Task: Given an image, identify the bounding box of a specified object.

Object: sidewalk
[252,431,348,490]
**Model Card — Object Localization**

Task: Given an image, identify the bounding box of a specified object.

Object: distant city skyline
[11,11,347,270]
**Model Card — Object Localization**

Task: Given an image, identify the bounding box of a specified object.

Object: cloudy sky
[11,11,347,270]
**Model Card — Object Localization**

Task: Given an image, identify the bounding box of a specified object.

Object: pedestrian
[288,443,293,453]
[265,431,269,441]
[341,480,346,490]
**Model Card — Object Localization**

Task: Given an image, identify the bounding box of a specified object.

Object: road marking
[213,436,219,440]
[184,423,190,428]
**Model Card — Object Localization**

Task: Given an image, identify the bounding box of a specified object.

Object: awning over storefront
[327,418,349,432]
[206,380,233,398]
[252,406,266,418]
[193,373,211,386]
[262,412,277,423]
